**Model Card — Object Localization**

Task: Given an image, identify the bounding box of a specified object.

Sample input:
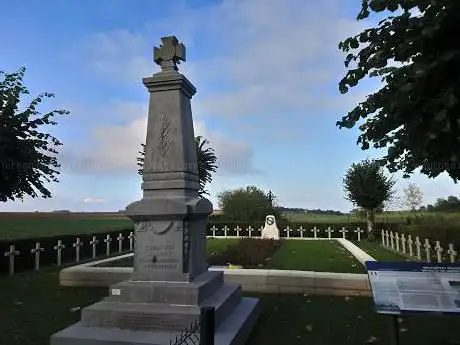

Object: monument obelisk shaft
[125,36,213,282]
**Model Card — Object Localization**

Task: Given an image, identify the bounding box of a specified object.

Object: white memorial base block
[51,36,260,345]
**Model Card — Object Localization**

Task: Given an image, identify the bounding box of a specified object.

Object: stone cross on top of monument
[153,36,186,71]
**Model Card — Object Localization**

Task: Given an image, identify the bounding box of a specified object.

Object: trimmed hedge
[0,228,133,275]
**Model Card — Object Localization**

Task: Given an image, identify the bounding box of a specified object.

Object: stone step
[80,283,241,332]
[105,271,224,305]
[202,283,242,327]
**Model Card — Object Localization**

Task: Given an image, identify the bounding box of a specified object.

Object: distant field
[0,213,133,240]
[1,210,459,241]
[284,211,460,223]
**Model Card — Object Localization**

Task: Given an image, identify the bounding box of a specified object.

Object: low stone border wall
[59,239,375,296]
[60,263,371,297]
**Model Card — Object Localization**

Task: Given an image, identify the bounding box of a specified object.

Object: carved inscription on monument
[134,221,183,276]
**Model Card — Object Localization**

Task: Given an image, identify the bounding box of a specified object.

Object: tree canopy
[338,1,460,181]
[343,159,395,237]
[0,67,69,202]
[217,186,280,222]
[137,135,218,196]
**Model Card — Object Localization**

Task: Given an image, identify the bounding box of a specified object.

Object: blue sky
[1,0,459,212]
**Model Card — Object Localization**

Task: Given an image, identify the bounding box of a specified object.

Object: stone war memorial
[51,36,260,345]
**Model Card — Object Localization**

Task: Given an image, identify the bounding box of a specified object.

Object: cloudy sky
[1,0,458,212]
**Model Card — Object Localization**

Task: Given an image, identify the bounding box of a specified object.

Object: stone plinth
[51,36,259,345]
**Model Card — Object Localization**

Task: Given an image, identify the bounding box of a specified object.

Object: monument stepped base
[51,297,260,345]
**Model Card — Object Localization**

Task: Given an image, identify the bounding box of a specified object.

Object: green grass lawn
[354,240,412,261]
[1,267,459,345]
[267,240,366,273]
[0,218,134,240]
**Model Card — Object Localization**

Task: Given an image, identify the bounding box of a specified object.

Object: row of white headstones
[209,225,366,240]
[3,232,134,276]
[3,226,458,276]
[380,230,458,264]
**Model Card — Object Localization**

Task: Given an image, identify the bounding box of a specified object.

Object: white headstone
[117,233,124,253]
[104,235,112,256]
[326,227,334,239]
[447,244,457,263]
[54,240,65,266]
[235,226,241,237]
[415,236,422,260]
[381,230,385,245]
[298,226,305,238]
[395,233,400,252]
[261,215,280,240]
[385,230,390,247]
[247,226,253,238]
[128,231,135,251]
[401,234,406,254]
[4,244,20,275]
[354,227,364,241]
[407,235,414,257]
[31,242,44,271]
[90,236,99,258]
[424,239,431,263]
[72,237,83,263]
[210,225,217,237]
[339,227,348,239]
[434,241,443,263]
[285,226,292,238]
[390,231,395,249]
[311,227,320,239]
[223,226,229,237]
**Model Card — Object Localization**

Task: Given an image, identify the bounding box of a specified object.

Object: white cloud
[83,197,106,203]
[60,102,257,176]
[78,0,367,119]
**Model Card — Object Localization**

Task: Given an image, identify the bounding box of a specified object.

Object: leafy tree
[425,195,460,212]
[337,1,460,181]
[403,183,424,212]
[137,135,218,196]
[0,67,69,202]
[343,159,396,239]
[217,186,280,222]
